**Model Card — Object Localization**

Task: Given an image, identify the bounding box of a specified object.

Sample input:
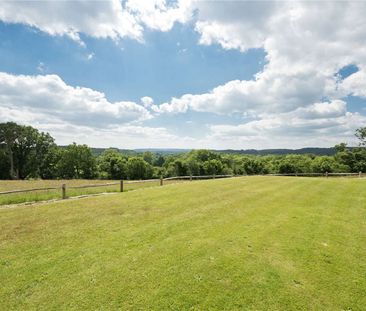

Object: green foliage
[355,127,366,146]
[127,157,153,180]
[203,159,223,175]
[57,143,97,179]
[142,151,153,164]
[97,149,127,179]
[2,123,366,180]
[0,122,57,179]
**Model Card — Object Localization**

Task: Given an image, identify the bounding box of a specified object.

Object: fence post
[61,184,66,199]
[213,174,216,179]
[120,180,124,192]
[190,174,192,181]
[325,172,328,178]
[359,171,362,178]
[160,176,163,186]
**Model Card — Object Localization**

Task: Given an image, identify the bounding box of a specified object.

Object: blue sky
[0,22,265,103]
[0,1,366,149]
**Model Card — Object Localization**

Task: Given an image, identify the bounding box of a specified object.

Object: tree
[143,151,153,164]
[126,157,152,180]
[0,122,57,179]
[57,143,97,179]
[166,159,187,176]
[97,149,126,179]
[311,156,348,173]
[241,157,267,175]
[356,127,366,146]
[0,122,22,179]
[14,126,56,179]
[153,154,165,167]
[203,159,223,175]
[0,149,10,179]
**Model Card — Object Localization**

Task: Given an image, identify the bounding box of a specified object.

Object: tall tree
[0,122,22,179]
[356,127,366,146]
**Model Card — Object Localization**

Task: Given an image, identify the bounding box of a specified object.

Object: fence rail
[0,172,364,204]
[267,172,363,177]
[67,182,120,189]
[0,186,59,195]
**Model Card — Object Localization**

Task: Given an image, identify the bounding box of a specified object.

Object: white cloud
[154,1,366,118]
[126,0,192,32]
[0,0,193,45]
[0,0,143,43]
[140,96,154,107]
[147,1,366,148]
[208,101,366,149]
[0,72,198,148]
[338,68,366,98]
[1,1,366,148]
[36,123,188,149]
[0,72,151,127]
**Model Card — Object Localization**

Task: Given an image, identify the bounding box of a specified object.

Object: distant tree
[241,157,267,175]
[278,155,312,174]
[97,149,126,179]
[57,143,97,179]
[167,159,187,176]
[126,157,152,179]
[334,143,348,153]
[143,151,153,164]
[203,159,223,175]
[153,154,165,167]
[311,156,348,173]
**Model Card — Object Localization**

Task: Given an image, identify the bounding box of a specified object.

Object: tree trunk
[8,148,16,179]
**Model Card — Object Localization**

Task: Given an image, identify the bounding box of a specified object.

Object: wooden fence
[0,172,363,203]
[0,174,233,201]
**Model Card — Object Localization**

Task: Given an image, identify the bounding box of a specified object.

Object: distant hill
[78,147,340,156]
[216,147,337,156]
[134,148,191,154]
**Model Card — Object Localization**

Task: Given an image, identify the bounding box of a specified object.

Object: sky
[0,1,366,150]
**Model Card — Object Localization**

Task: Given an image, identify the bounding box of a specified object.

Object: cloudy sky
[1,0,366,149]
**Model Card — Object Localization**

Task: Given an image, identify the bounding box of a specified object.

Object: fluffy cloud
[148,1,366,148]
[126,0,192,32]
[155,2,366,116]
[0,72,151,127]
[2,1,366,148]
[34,123,188,149]
[140,96,154,108]
[0,0,142,43]
[208,100,366,149]
[338,68,366,98]
[0,0,193,44]
[0,72,198,148]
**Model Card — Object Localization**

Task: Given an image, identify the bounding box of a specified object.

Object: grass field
[0,179,184,205]
[1,176,365,310]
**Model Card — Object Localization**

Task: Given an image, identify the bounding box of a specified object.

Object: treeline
[1,122,366,180]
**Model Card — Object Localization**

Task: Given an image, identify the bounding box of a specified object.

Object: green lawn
[1,177,365,310]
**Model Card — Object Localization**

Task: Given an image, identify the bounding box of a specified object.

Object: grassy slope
[0,177,365,310]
